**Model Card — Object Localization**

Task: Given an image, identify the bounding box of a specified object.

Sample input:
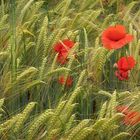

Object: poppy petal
[54,43,63,53]
[110,34,133,49]
[101,25,133,50]
[62,39,75,49]
[54,39,75,64]
[117,56,136,71]
[115,70,129,80]
[107,25,126,41]
[58,76,73,87]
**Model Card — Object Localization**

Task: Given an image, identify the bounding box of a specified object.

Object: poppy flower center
[107,29,126,41]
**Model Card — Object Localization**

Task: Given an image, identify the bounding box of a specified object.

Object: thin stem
[10,0,17,83]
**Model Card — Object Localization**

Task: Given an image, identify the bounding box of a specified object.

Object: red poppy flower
[115,56,136,81]
[101,25,133,50]
[116,105,140,125]
[117,56,136,71]
[54,39,75,64]
[115,70,129,80]
[58,76,73,87]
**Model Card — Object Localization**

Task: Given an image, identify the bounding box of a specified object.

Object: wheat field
[0,0,140,140]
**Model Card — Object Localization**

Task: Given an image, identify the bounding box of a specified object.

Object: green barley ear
[61,0,72,18]
[19,0,34,24]
[62,103,78,126]
[75,70,86,89]
[90,47,114,82]
[85,10,101,30]
[105,90,117,118]
[53,0,65,12]
[101,14,114,28]
[92,118,107,131]
[65,114,76,133]
[95,37,100,49]
[16,67,38,81]
[47,67,71,76]
[13,102,36,134]
[28,1,44,20]
[47,128,60,140]
[74,127,93,140]
[50,54,59,71]
[101,113,124,133]
[93,48,113,71]
[123,1,138,21]
[39,57,47,80]
[67,119,90,140]
[36,16,48,54]
[46,101,67,139]
[4,67,38,94]
[110,132,130,140]
[27,109,54,140]
[21,80,45,92]
[118,91,131,99]
[0,113,19,134]
[99,102,107,119]
[0,98,5,119]
[98,90,112,99]
[47,101,67,128]
[110,90,117,116]
[66,87,82,107]
[42,29,58,57]
[59,17,71,28]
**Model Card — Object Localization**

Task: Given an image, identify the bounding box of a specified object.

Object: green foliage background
[0,0,140,139]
